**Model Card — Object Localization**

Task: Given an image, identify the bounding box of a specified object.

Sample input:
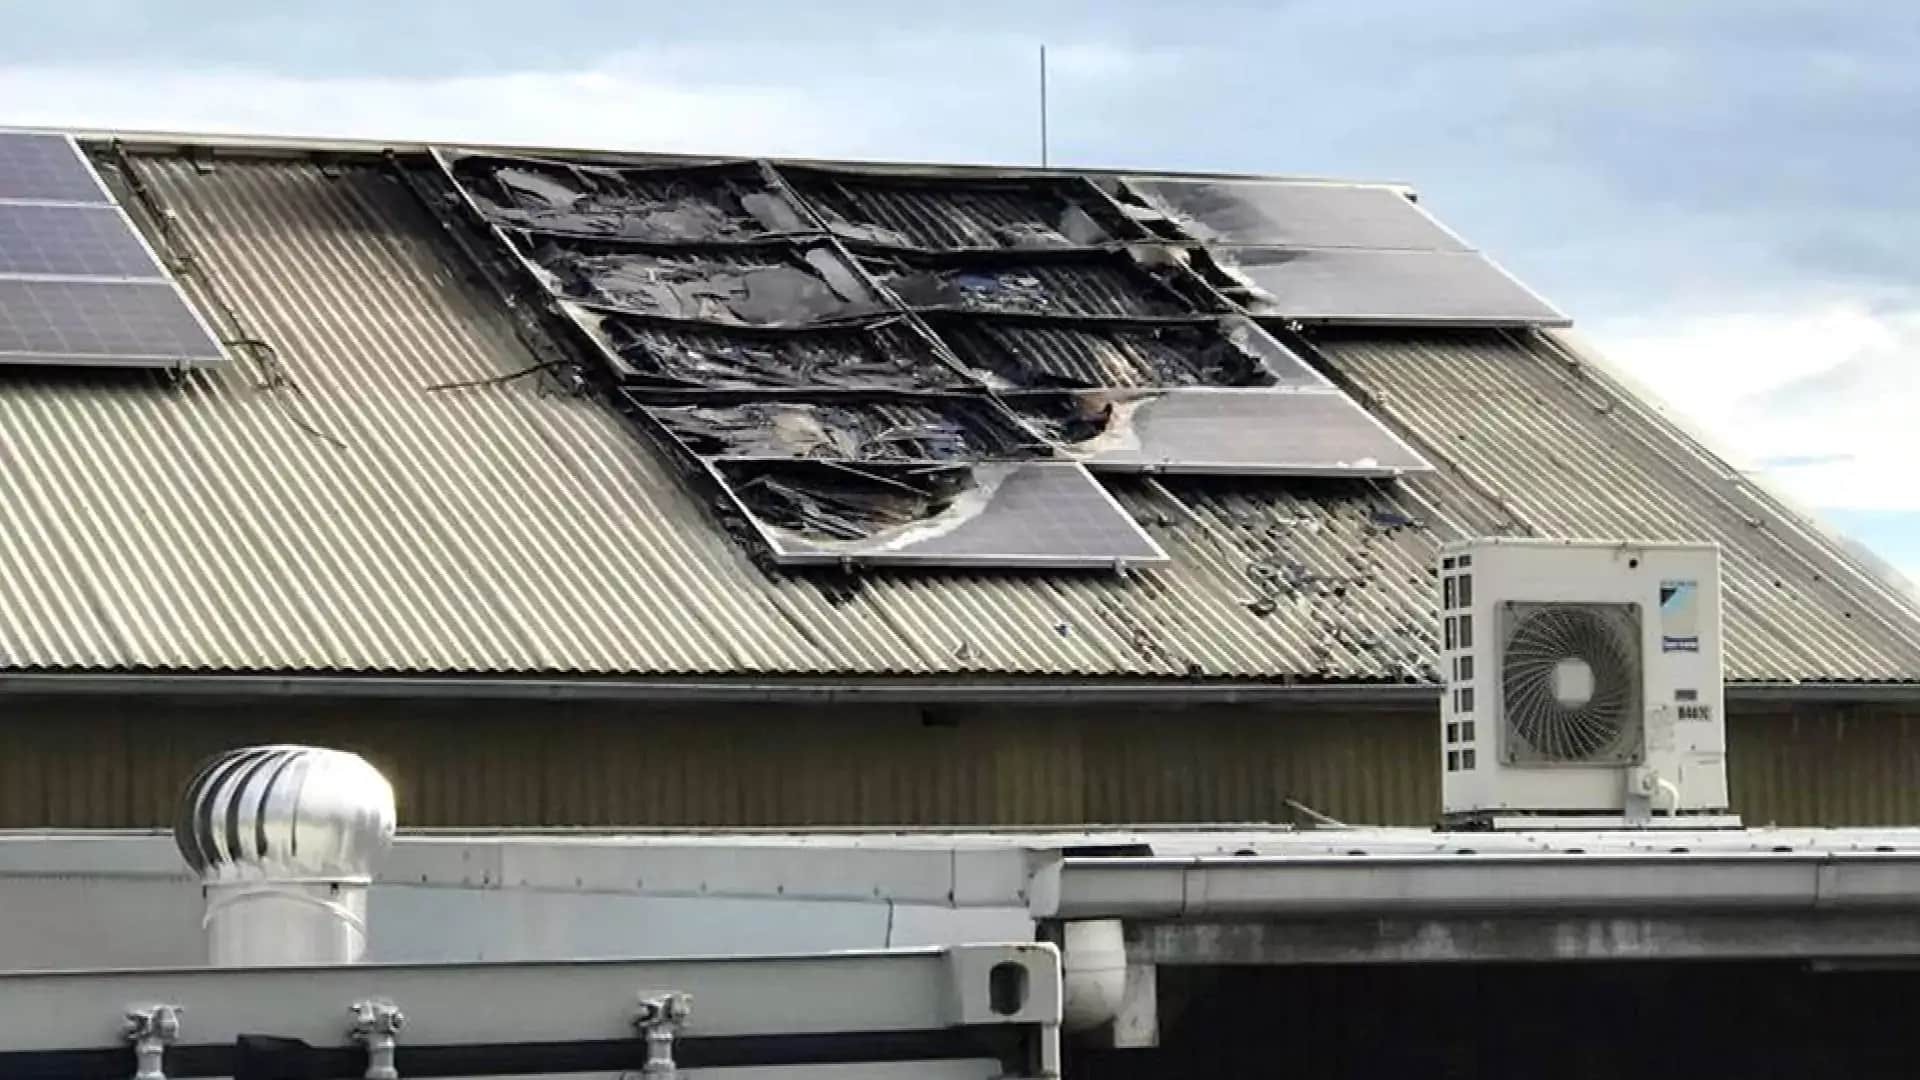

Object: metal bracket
[123,1003,182,1080]
[348,999,404,1080]
[634,992,692,1078]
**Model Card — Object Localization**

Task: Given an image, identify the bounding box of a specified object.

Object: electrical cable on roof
[228,337,349,451]
[422,360,564,393]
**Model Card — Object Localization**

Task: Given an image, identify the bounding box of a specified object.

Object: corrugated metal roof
[0,149,1913,684]
[1320,329,1920,682]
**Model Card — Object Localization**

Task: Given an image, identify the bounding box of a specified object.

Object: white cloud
[0,62,862,159]
[1594,300,1920,513]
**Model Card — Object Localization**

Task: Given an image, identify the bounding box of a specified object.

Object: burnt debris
[430,147,1414,570]
[517,234,880,326]
[781,168,1143,250]
[930,317,1284,390]
[861,250,1207,319]
[446,153,808,241]
[1007,391,1129,447]
[638,397,1042,462]
[587,315,968,391]
[717,460,975,543]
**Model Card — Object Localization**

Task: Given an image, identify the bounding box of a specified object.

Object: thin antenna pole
[1039,44,1050,168]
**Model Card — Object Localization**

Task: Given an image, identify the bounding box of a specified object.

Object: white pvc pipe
[1060,919,1128,1033]
[204,881,369,967]
[1656,777,1683,817]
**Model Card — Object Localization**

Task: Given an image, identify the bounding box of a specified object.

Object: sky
[2,0,1915,585]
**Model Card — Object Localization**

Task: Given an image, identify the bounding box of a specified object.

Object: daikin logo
[1660,579,1700,653]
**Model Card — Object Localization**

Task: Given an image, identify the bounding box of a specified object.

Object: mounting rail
[0,943,1061,1079]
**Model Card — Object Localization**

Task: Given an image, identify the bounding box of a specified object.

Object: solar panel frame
[1009,386,1433,477]
[0,279,225,368]
[0,203,166,279]
[712,459,1167,568]
[0,131,112,205]
[1121,177,1472,252]
[1203,247,1570,328]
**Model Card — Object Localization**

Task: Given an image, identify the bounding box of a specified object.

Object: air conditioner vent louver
[1500,601,1643,765]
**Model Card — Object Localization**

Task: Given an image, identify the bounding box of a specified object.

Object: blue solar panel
[0,280,223,367]
[0,132,225,370]
[0,203,162,278]
[0,131,109,204]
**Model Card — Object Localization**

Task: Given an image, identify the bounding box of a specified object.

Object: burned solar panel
[577,311,970,391]
[859,249,1212,319]
[1010,387,1431,476]
[439,151,811,242]
[427,142,1453,569]
[1116,178,1471,252]
[713,459,1164,567]
[778,166,1142,251]
[636,396,1043,463]
[1196,247,1569,327]
[511,233,882,326]
[925,312,1327,391]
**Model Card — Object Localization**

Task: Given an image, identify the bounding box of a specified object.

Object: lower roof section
[0,149,1913,683]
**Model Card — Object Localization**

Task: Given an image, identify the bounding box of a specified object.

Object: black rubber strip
[0,1025,1028,1078]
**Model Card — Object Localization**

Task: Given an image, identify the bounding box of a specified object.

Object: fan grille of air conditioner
[1500,601,1644,765]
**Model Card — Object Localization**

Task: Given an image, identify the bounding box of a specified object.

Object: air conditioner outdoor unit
[1437,538,1737,828]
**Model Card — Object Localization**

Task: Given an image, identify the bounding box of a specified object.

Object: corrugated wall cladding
[1318,330,1920,683]
[1729,706,1920,826]
[1,696,1917,829]
[0,697,1436,828]
[0,151,1913,685]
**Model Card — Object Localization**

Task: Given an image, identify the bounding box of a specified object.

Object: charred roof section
[512,234,882,327]
[443,152,809,241]
[431,148,1432,568]
[635,397,1043,463]
[580,316,968,391]
[858,248,1216,319]
[781,167,1146,251]
[929,316,1307,390]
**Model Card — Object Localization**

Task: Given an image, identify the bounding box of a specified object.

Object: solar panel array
[1114,177,1568,327]
[0,131,223,370]
[434,149,1456,568]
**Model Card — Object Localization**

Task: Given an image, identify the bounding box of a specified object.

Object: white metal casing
[1438,538,1728,819]
[175,745,396,965]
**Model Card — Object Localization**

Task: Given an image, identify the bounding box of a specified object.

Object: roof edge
[0,673,1914,706]
[21,122,1412,191]
[1540,326,1920,633]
